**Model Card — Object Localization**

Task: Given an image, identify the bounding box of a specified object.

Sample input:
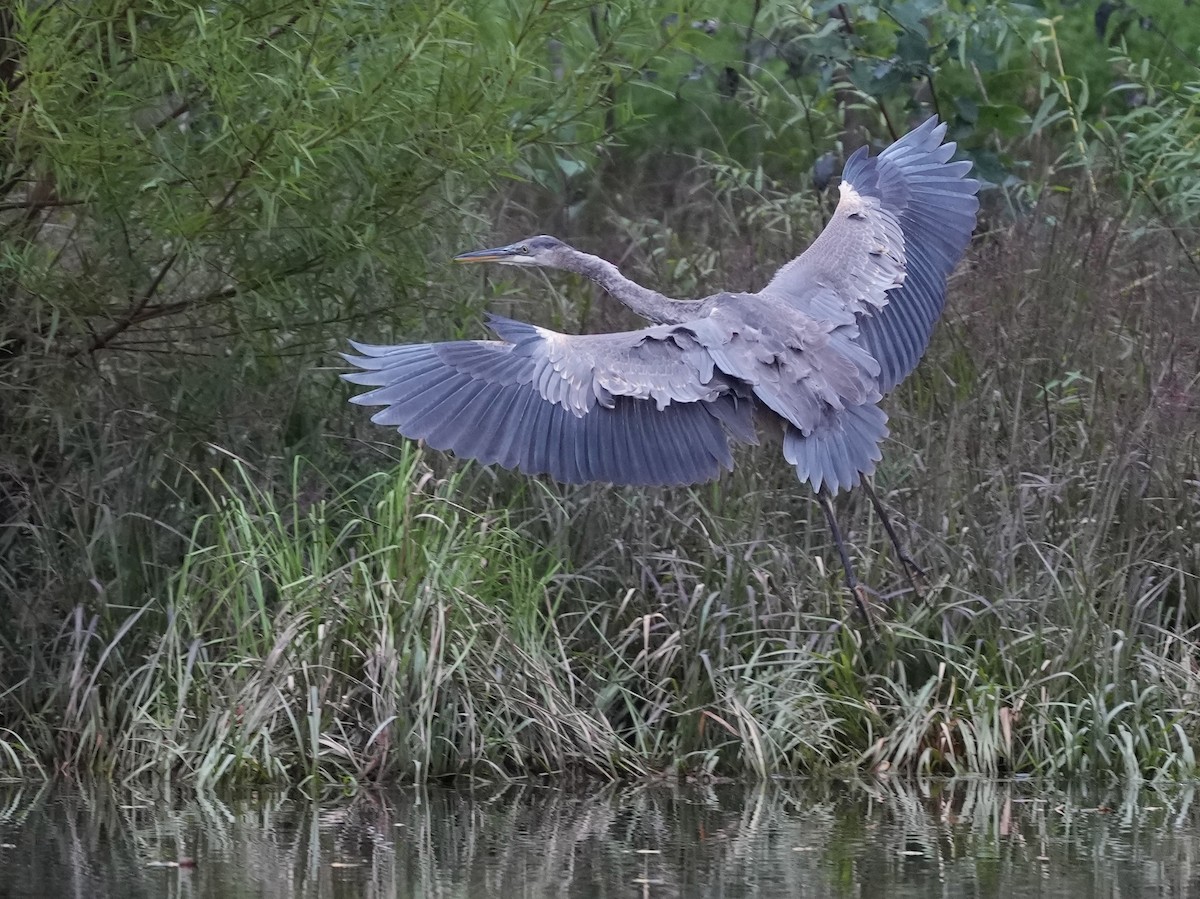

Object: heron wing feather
[343,320,757,487]
[758,116,979,394]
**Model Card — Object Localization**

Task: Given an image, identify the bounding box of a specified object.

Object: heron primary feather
[343,117,980,622]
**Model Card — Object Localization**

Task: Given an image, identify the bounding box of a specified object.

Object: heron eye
[519,246,530,254]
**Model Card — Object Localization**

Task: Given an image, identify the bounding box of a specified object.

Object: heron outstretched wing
[760,116,979,393]
[343,314,758,487]
[345,299,898,491]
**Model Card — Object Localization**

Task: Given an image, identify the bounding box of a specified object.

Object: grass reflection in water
[0,778,1195,899]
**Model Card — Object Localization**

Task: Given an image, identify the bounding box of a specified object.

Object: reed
[3,192,1196,784]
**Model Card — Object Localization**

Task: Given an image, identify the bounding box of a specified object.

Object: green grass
[2,177,1200,787]
[2,188,1197,786]
[2,0,1198,784]
[0,35,1195,782]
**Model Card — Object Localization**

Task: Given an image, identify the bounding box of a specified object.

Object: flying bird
[343,117,980,624]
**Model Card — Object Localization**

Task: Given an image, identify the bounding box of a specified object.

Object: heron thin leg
[817,491,877,633]
[861,479,926,598]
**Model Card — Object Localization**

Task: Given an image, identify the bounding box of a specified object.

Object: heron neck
[569,252,696,325]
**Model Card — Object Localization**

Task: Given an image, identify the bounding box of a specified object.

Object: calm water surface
[1,778,1198,897]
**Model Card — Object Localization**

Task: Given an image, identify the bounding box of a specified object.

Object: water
[1,778,1197,898]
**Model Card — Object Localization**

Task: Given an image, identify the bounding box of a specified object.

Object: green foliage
[3,190,1199,785]
[1,2,1199,787]
[1095,55,1200,226]
[1021,8,1199,217]
[0,0,687,622]
[2,0,676,358]
[1035,0,1200,118]
[593,1,1042,184]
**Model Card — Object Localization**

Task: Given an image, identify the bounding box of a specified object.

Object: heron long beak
[452,244,523,264]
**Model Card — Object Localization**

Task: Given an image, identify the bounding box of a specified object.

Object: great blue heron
[343,117,979,623]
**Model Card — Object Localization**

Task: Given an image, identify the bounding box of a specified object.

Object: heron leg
[861,479,926,598]
[816,491,877,633]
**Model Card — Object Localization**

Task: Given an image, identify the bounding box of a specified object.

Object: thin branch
[0,198,86,212]
[73,248,328,354]
[77,252,179,356]
[79,67,297,358]
[1134,190,1200,282]
[833,4,898,142]
[743,0,763,83]
[0,164,31,199]
[926,71,941,120]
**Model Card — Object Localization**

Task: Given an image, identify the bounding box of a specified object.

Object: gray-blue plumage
[344,326,754,486]
[343,117,979,500]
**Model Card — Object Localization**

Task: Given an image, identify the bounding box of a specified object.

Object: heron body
[343,117,980,618]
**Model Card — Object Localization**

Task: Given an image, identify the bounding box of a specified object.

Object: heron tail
[782,404,889,495]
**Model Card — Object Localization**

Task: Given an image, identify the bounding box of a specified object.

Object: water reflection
[1,778,1198,898]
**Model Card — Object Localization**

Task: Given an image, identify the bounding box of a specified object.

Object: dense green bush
[0,0,683,615]
[1094,53,1200,226]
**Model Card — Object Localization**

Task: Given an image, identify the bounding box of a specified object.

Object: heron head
[453,235,569,268]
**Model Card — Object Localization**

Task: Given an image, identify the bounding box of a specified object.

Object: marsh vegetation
[0,1,1197,787]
